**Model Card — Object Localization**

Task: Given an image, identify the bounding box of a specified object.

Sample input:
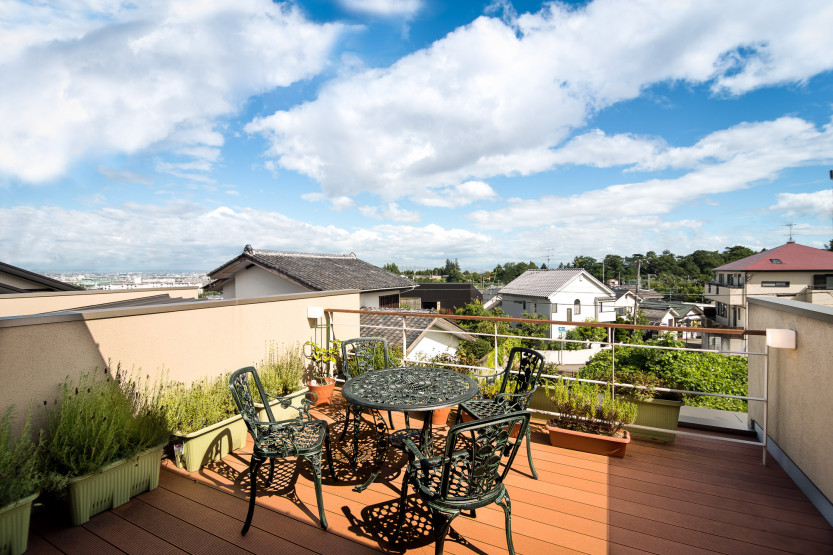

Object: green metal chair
[339,337,407,440]
[456,347,545,478]
[229,366,336,534]
[394,411,531,555]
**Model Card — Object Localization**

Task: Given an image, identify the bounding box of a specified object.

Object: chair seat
[409,452,505,510]
[461,398,515,419]
[254,419,328,458]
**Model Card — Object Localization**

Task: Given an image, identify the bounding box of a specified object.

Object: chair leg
[338,405,352,441]
[404,411,410,429]
[307,453,329,530]
[393,473,410,542]
[267,459,275,485]
[324,429,338,481]
[497,491,515,555]
[525,426,538,479]
[242,457,264,536]
[432,509,457,555]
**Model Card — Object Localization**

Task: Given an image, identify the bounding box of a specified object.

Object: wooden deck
[27,394,833,554]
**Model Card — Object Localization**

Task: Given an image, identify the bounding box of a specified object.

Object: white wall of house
[230,266,309,299]
[408,326,461,359]
[360,292,382,308]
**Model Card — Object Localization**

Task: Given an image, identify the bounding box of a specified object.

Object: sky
[2,0,833,273]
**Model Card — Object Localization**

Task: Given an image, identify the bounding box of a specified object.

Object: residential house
[497,269,616,339]
[612,288,638,317]
[358,308,475,362]
[206,245,415,307]
[404,282,482,313]
[703,241,833,351]
[0,261,82,294]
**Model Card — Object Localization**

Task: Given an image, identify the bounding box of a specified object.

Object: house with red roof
[703,241,833,350]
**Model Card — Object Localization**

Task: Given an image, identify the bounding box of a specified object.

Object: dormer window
[770,258,783,264]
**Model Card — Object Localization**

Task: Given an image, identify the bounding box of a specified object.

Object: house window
[574,299,581,315]
[727,274,734,285]
[770,258,783,264]
[717,302,727,317]
[761,281,789,287]
[718,273,724,284]
[379,294,399,308]
[813,274,833,290]
[738,274,744,286]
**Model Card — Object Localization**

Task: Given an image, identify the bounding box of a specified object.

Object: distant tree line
[384,245,763,297]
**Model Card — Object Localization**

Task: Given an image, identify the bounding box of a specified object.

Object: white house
[497,269,616,339]
[206,245,415,307]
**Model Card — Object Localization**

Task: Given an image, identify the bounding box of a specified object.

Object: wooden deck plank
[81,511,187,555]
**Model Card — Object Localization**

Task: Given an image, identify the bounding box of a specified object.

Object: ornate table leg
[353,408,389,492]
[420,411,433,457]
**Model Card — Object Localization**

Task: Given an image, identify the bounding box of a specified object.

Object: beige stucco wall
[0,287,201,318]
[747,297,833,504]
[0,289,360,432]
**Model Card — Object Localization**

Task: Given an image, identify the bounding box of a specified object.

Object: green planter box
[626,398,683,442]
[66,444,164,525]
[0,492,38,555]
[172,413,247,472]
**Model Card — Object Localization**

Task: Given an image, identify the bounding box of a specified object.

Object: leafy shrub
[257,342,305,400]
[578,337,748,411]
[559,319,608,350]
[0,407,41,505]
[545,377,637,436]
[42,366,170,487]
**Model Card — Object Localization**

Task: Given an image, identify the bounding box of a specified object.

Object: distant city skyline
[2,1,833,273]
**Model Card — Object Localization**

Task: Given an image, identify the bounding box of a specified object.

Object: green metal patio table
[340,366,478,492]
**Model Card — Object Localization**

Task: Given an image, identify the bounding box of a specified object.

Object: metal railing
[324,308,772,462]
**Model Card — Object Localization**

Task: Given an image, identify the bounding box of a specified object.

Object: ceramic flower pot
[306,379,335,406]
[431,406,452,426]
[545,423,630,458]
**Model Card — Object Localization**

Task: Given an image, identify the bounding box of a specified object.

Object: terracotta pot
[431,406,452,426]
[306,379,335,406]
[545,423,630,458]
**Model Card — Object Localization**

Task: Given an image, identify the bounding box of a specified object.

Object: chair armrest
[262,388,317,418]
[494,383,538,409]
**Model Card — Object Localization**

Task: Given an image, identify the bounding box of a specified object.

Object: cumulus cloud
[359,202,421,222]
[771,190,833,218]
[468,116,833,229]
[0,1,344,183]
[339,0,422,17]
[418,181,498,208]
[0,203,489,270]
[247,0,833,203]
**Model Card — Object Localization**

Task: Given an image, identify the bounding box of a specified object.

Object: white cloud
[417,181,498,208]
[247,0,833,203]
[0,203,489,270]
[0,1,344,183]
[339,0,422,18]
[771,190,833,218]
[468,116,833,229]
[358,202,421,222]
[97,166,153,185]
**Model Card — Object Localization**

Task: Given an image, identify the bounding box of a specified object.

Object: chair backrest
[498,347,545,402]
[436,411,531,503]
[229,366,269,441]
[341,337,391,379]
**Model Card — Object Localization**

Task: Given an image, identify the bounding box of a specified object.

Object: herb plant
[545,377,637,437]
[0,407,41,506]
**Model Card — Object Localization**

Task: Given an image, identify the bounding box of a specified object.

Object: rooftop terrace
[27,391,833,554]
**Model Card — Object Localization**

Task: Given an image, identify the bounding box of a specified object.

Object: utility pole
[633,259,641,325]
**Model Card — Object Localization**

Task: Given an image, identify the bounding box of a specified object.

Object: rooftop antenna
[544,248,554,268]
[783,223,796,243]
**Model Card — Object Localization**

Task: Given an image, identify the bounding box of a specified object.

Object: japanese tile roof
[714,242,833,272]
[499,269,613,298]
[207,245,414,292]
[359,308,475,354]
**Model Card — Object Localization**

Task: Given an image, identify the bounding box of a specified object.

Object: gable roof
[359,308,475,355]
[207,245,414,293]
[0,261,83,294]
[714,242,833,272]
[498,269,613,299]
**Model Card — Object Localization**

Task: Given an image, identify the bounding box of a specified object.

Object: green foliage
[517,312,559,350]
[578,337,748,410]
[382,262,400,274]
[160,372,238,437]
[545,377,637,436]
[304,339,343,382]
[256,342,305,400]
[42,366,171,487]
[560,319,608,350]
[0,407,42,505]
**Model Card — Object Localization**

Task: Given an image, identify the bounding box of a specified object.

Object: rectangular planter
[546,424,630,458]
[66,444,164,526]
[626,398,683,442]
[172,413,247,472]
[0,492,38,555]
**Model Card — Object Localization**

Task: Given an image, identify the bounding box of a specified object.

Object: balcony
[27,394,833,553]
[704,281,744,306]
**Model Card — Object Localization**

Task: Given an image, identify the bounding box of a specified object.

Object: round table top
[341,366,479,412]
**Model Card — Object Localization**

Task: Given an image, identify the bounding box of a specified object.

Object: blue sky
[2,0,833,272]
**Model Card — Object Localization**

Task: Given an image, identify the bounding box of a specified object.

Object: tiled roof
[714,242,833,272]
[359,308,474,354]
[207,246,414,292]
[499,269,614,298]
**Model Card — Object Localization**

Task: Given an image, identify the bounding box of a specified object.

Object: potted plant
[253,342,308,421]
[304,339,342,406]
[544,377,637,457]
[41,366,170,525]
[0,407,41,555]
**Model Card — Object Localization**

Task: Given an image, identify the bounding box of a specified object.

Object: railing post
[763,343,769,466]
[610,326,616,398]
[493,322,499,372]
[402,315,408,361]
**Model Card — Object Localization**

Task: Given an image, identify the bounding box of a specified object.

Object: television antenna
[543,248,555,267]
[783,223,796,242]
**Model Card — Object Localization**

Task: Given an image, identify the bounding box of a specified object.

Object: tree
[827,239,833,252]
[382,262,400,274]
[722,245,755,263]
